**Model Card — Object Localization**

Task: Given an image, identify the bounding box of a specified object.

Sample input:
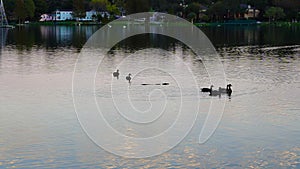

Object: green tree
[107,4,120,16]
[61,0,73,10]
[125,0,150,14]
[187,12,196,23]
[207,1,227,21]
[46,0,60,12]
[14,0,26,23]
[73,0,86,19]
[3,0,15,20]
[25,0,36,18]
[264,6,286,22]
[150,0,168,12]
[33,0,47,20]
[90,0,110,11]
[224,0,241,18]
[14,0,35,23]
[272,0,300,21]
[187,2,201,14]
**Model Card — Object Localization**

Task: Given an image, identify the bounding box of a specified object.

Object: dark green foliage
[13,0,35,22]
[73,0,86,19]
[33,0,47,19]
[125,0,150,14]
[264,6,286,22]
[2,0,300,22]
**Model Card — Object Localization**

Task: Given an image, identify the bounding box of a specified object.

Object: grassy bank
[24,20,300,27]
[195,21,300,27]
[28,21,103,26]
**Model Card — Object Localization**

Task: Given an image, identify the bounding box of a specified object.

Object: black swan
[227,84,232,96]
[126,73,132,83]
[219,84,232,93]
[201,85,213,92]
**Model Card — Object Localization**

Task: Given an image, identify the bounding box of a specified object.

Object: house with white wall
[55,10,73,21]
[78,10,97,21]
[40,10,111,22]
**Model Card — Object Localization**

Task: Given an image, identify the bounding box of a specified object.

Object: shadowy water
[1,24,300,50]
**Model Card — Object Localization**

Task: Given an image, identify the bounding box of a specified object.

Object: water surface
[0,25,299,168]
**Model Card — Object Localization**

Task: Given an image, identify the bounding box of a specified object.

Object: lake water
[0,24,299,168]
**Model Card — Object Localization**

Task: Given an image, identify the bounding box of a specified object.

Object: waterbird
[113,69,120,79]
[227,84,232,96]
[141,82,170,86]
[201,85,213,92]
[209,87,221,97]
[219,84,232,93]
[126,73,132,83]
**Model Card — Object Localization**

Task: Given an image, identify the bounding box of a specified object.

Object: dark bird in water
[209,86,221,97]
[113,69,119,79]
[201,85,213,92]
[126,73,132,83]
[141,82,169,86]
[226,84,232,96]
[219,84,232,93]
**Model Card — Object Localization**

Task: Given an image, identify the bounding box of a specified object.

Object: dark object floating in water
[226,84,232,96]
[113,69,119,79]
[141,83,170,86]
[209,89,221,97]
[202,84,232,96]
[204,84,232,97]
[126,73,131,83]
[201,85,213,92]
[218,84,232,97]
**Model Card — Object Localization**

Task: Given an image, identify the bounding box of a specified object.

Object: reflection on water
[201,25,300,47]
[0,29,8,47]
[0,29,8,58]
[0,26,299,168]
[1,25,300,51]
[5,25,100,51]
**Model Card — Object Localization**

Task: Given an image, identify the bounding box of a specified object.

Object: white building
[55,10,73,21]
[39,14,53,21]
[78,10,97,21]
[40,10,110,22]
[244,9,260,19]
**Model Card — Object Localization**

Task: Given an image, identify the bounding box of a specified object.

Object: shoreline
[10,20,300,27]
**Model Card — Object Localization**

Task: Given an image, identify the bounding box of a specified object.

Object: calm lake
[0,24,299,168]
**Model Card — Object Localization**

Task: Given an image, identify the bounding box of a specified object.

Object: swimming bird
[209,88,221,97]
[227,84,232,96]
[113,69,120,79]
[219,84,232,93]
[201,85,213,92]
[141,82,169,86]
[126,73,132,83]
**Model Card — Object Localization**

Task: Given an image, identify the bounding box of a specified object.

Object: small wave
[259,45,300,51]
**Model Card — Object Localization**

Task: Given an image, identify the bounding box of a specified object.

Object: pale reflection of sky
[0,45,299,168]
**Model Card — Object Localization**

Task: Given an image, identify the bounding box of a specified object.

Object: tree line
[3,0,300,23]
